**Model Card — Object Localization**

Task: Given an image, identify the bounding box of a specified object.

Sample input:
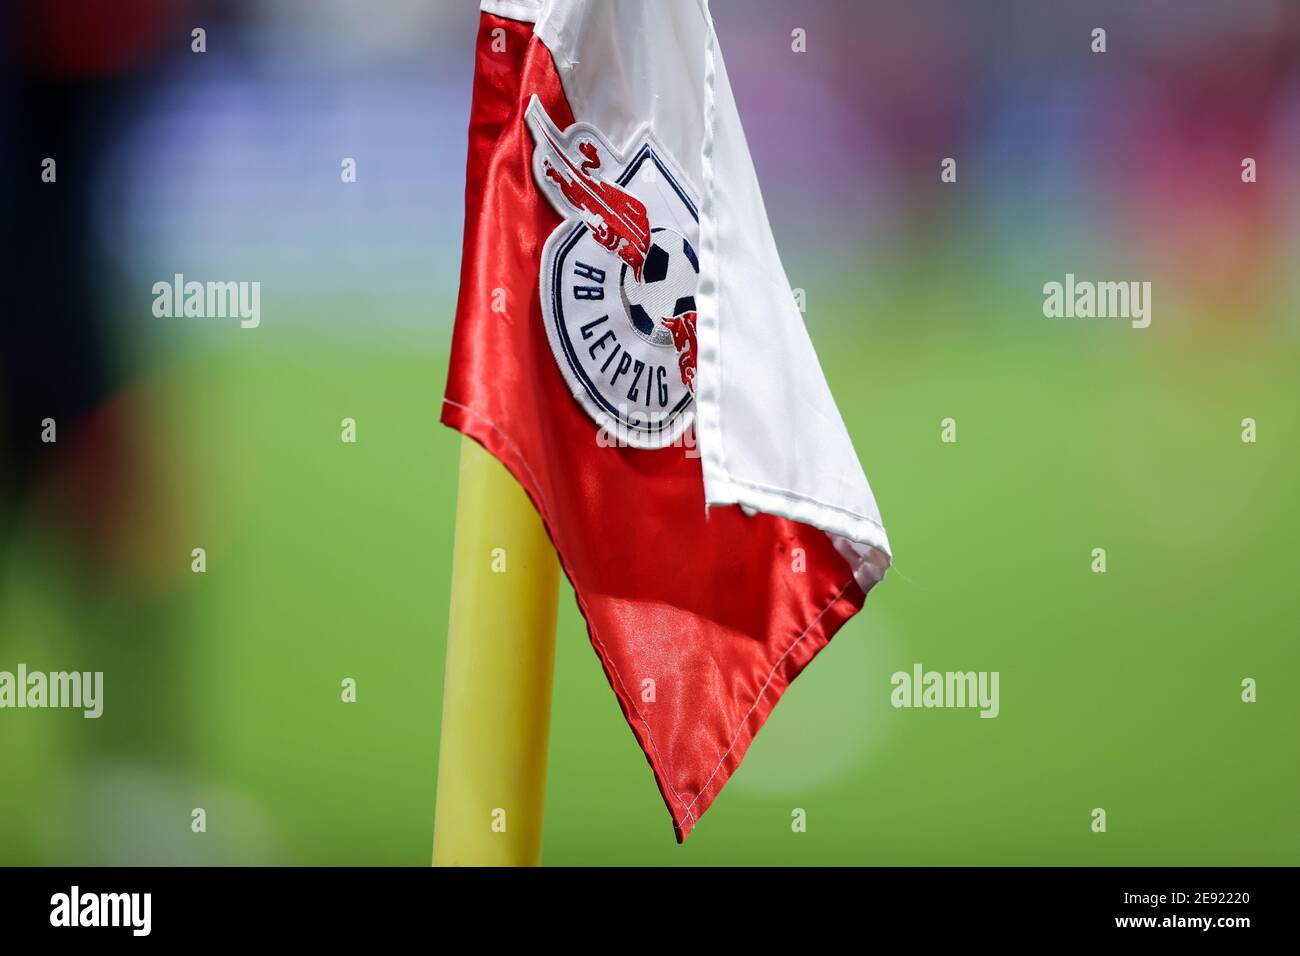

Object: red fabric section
[443,12,869,841]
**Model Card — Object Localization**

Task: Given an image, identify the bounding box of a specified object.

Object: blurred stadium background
[2,0,1297,865]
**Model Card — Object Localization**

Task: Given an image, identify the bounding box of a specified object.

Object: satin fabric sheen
[442,12,869,841]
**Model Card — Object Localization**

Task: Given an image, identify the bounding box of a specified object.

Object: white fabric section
[535,2,707,192]
[695,5,891,567]
[480,0,543,23]
[533,0,891,577]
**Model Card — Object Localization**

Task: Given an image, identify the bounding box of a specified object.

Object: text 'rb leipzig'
[526,97,700,449]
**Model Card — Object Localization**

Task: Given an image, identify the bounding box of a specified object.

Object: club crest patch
[525,96,699,449]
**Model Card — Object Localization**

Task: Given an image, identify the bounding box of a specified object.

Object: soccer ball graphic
[620,227,699,348]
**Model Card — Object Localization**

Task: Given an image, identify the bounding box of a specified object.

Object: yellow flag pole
[432,437,560,866]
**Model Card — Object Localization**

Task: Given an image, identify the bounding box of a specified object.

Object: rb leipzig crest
[525,96,699,449]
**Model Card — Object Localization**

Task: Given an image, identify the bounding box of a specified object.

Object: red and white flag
[443,0,891,840]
